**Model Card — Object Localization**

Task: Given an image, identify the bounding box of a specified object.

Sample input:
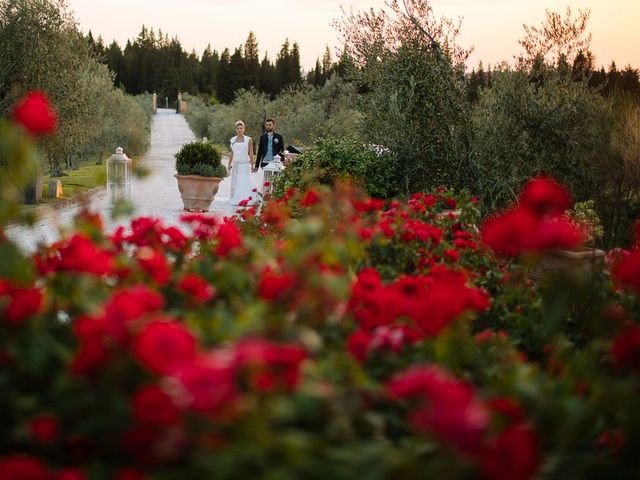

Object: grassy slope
[39,163,107,205]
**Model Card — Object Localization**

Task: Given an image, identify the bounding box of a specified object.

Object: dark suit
[255,132,284,169]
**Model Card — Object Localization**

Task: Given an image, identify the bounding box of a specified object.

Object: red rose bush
[1,94,640,478]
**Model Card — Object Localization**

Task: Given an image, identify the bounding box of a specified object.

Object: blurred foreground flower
[11,90,58,136]
[481,177,582,257]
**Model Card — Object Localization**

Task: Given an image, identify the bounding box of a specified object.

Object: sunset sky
[67,0,640,71]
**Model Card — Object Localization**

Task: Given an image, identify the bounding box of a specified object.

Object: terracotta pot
[175,174,223,211]
[529,247,606,281]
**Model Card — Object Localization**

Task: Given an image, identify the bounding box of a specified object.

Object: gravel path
[6,108,239,252]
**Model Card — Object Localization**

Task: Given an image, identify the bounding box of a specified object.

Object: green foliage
[362,48,471,195]
[273,135,398,199]
[175,141,227,177]
[567,200,604,246]
[190,77,362,149]
[597,95,640,247]
[0,121,40,224]
[336,1,473,195]
[0,0,151,175]
[177,162,226,177]
[182,93,215,139]
[470,69,613,212]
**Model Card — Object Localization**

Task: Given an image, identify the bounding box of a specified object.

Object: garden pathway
[6,108,239,253]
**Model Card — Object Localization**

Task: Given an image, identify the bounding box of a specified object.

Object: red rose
[0,454,49,480]
[235,339,307,392]
[215,221,242,256]
[136,247,171,285]
[480,423,540,480]
[172,358,237,414]
[11,90,58,136]
[444,248,460,263]
[127,217,162,247]
[387,366,489,455]
[519,176,570,217]
[131,384,181,427]
[53,468,87,480]
[159,226,189,252]
[487,397,525,424]
[352,198,385,212]
[54,234,113,275]
[300,188,321,207]
[1,283,42,326]
[481,207,581,257]
[257,266,296,302]
[412,269,489,337]
[133,319,197,375]
[531,216,582,250]
[358,227,373,240]
[69,320,112,376]
[28,414,60,444]
[481,208,539,258]
[612,249,640,293]
[350,268,382,303]
[611,323,640,372]
[178,273,216,303]
[105,285,165,328]
[415,399,489,455]
[113,468,148,480]
[346,330,373,362]
[261,202,289,228]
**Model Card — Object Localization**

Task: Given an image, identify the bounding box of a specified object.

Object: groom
[253,118,284,172]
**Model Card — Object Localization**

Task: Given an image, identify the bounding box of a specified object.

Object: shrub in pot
[174,141,227,211]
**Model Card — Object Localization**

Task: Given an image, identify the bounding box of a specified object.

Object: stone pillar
[152,92,157,114]
[47,180,63,198]
[23,174,43,204]
[177,92,188,114]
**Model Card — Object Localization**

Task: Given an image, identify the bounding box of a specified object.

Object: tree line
[87,27,351,104]
[467,56,640,103]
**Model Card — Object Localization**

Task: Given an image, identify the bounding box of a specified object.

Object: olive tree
[470,68,612,211]
[517,7,592,68]
[1,0,92,172]
[203,78,361,149]
[0,0,150,176]
[334,0,472,194]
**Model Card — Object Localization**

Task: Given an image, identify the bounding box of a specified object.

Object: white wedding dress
[228,135,258,206]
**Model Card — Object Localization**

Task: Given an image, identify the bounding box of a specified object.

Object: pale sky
[67,0,639,71]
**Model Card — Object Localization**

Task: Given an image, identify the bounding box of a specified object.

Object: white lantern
[263,153,283,194]
[106,147,132,206]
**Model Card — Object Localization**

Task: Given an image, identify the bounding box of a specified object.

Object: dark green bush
[272,135,398,199]
[470,70,612,212]
[175,141,227,177]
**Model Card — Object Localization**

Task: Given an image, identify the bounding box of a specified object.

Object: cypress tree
[217,48,233,103]
[244,31,260,90]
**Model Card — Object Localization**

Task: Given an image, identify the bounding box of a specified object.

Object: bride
[228,120,258,206]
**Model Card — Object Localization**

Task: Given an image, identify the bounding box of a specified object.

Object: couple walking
[228,118,284,206]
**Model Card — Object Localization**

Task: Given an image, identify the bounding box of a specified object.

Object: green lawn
[28,163,107,208]
[17,159,148,222]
